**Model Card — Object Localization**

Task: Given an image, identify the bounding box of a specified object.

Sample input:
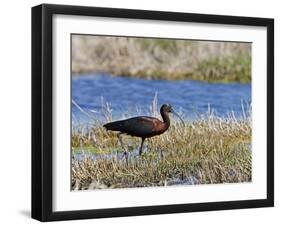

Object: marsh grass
[71,99,252,190]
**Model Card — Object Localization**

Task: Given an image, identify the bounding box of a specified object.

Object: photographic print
[71,35,252,190]
[32,4,273,221]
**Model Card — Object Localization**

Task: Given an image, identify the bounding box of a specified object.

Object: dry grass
[72,35,251,83]
[71,100,252,190]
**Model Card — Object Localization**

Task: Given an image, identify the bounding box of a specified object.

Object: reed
[72,36,251,83]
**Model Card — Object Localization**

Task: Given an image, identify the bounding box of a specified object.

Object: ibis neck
[160,111,170,127]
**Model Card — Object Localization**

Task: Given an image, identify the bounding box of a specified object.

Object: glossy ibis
[103,104,184,155]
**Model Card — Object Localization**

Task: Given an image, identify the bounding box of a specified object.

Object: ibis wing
[123,117,155,137]
[104,116,157,137]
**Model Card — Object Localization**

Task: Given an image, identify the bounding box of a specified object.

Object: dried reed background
[72,36,251,83]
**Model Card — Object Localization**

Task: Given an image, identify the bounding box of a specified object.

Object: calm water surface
[72,74,251,123]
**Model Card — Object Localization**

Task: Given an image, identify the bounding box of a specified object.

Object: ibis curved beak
[171,109,185,125]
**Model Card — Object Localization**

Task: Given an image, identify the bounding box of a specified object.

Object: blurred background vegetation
[72,35,251,83]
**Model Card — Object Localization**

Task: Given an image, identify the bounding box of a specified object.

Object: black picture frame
[31,3,274,222]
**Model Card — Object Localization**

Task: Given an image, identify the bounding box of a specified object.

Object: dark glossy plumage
[103,116,168,138]
[104,104,182,155]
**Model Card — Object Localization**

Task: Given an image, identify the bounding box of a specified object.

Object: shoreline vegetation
[72,98,252,190]
[72,36,251,83]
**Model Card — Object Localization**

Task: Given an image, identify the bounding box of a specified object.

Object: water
[72,73,251,123]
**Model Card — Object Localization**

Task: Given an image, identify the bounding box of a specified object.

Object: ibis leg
[139,138,145,156]
[117,133,128,157]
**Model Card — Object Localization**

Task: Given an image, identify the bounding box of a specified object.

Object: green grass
[71,101,252,190]
[194,53,251,83]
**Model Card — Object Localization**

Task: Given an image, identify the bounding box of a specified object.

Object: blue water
[72,74,251,123]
